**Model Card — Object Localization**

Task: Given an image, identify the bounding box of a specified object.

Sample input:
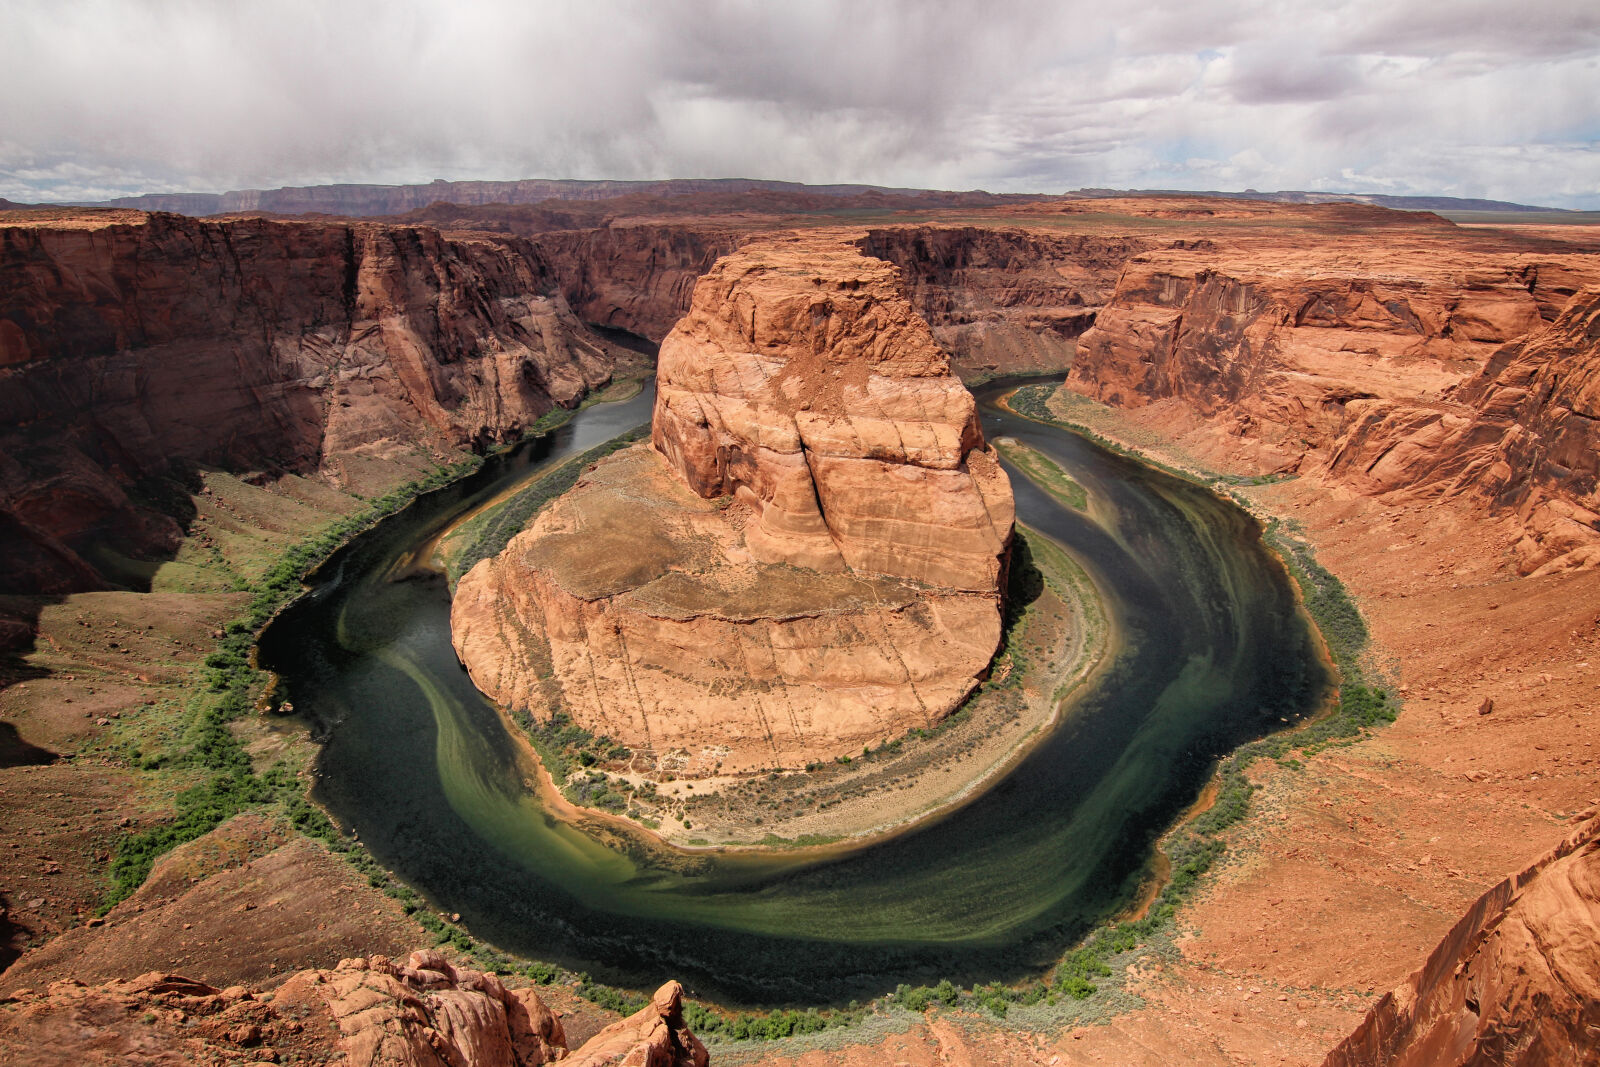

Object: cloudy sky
[3,0,1598,207]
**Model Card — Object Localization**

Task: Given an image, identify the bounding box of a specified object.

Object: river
[258,380,1328,1005]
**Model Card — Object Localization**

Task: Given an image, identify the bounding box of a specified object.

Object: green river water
[258,380,1329,1005]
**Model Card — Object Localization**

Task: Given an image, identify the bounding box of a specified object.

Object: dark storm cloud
[1221,53,1363,105]
[1,0,1596,207]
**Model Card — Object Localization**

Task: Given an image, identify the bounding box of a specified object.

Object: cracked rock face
[1323,811,1600,1067]
[0,211,619,595]
[451,238,1013,774]
[0,949,710,1067]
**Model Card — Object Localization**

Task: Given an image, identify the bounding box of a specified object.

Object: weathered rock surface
[453,239,1013,773]
[1065,243,1600,570]
[0,210,626,595]
[1322,286,1600,575]
[564,979,708,1067]
[0,949,705,1067]
[530,225,740,342]
[273,950,568,1067]
[1322,811,1600,1067]
[652,240,1013,590]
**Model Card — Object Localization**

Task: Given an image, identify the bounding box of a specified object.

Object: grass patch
[993,438,1089,510]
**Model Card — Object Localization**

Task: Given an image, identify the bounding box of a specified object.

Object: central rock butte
[451,238,1015,773]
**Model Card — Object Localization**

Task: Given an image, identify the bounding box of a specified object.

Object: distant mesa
[13,175,1565,220]
[72,176,1037,218]
[451,237,1015,774]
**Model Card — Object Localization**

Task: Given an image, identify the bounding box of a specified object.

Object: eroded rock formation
[1323,811,1600,1067]
[565,979,708,1067]
[651,241,1013,590]
[0,211,628,594]
[1322,286,1600,575]
[530,225,740,341]
[452,239,1013,773]
[1065,243,1600,571]
[0,949,707,1067]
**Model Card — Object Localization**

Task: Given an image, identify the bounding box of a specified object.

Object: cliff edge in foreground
[451,238,1014,774]
[0,949,709,1067]
[1323,810,1600,1067]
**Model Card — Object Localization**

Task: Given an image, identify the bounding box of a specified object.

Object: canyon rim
[3,179,1599,1067]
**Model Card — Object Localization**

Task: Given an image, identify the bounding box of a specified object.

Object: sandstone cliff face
[859,226,1155,378]
[0,212,622,594]
[652,241,1013,590]
[1065,245,1600,570]
[1322,812,1600,1067]
[528,223,1155,375]
[1322,287,1600,575]
[453,240,1013,774]
[1068,245,1574,433]
[0,949,708,1067]
[530,225,740,342]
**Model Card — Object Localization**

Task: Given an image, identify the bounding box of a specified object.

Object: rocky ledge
[451,238,1014,774]
[1323,809,1600,1067]
[0,948,709,1067]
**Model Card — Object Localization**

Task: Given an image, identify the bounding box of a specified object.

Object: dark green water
[258,381,1328,1006]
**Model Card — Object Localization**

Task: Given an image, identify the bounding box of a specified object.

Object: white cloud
[0,0,1596,207]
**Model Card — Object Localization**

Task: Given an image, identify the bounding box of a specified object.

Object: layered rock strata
[529,224,740,341]
[0,210,625,594]
[1322,286,1600,575]
[1322,811,1600,1067]
[453,240,1013,773]
[1066,245,1600,572]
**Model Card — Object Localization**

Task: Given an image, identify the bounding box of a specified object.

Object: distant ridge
[19,179,1572,219]
[79,177,1020,218]
[1066,187,1567,213]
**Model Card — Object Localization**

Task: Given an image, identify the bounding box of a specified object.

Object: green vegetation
[517,710,626,783]
[101,457,481,910]
[993,437,1089,510]
[1261,524,1399,755]
[682,1000,867,1042]
[508,707,640,812]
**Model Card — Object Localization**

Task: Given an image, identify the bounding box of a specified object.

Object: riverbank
[0,444,480,985]
[894,378,1598,1066]
[421,393,1115,850]
[0,381,657,1047]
